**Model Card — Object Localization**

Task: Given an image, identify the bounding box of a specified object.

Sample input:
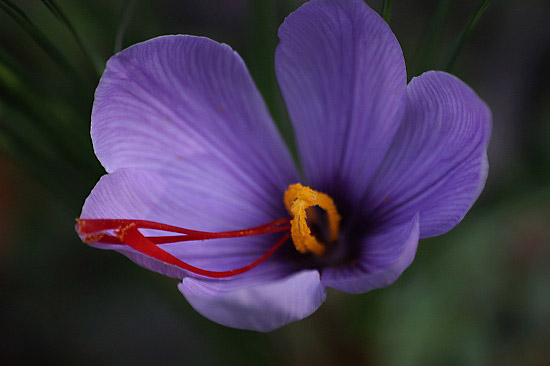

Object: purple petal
[275,0,406,201]
[80,161,295,285]
[178,269,325,331]
[92,35,298,196]
[366,71,491,237]
[84,34,303,286]
[322,214,419,294]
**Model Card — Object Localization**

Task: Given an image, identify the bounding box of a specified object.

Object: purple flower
[77,0,490,331]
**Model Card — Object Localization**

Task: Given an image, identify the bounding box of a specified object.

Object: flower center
[284,183,341,255]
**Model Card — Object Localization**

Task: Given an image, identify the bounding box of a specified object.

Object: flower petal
[322,214,419,294]
[80,161,295,284]
[365,71,491,237]
[92,35,297,194]
[275,0,406,202]
[85,34,302,286]
[178,269,325,331]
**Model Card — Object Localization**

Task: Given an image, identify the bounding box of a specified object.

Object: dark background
[0,0,549,364]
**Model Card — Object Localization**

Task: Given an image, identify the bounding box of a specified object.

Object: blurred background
[0,0,548,364]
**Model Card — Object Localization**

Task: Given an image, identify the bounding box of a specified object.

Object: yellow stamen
[284,183,341,255]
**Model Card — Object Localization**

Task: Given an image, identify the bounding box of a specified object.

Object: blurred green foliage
[0,0,548,365]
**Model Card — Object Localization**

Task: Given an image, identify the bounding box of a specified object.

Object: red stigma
[76,218,291,278]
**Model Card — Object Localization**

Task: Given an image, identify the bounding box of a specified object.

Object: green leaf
[247,0,300,168]
[39,0,103,75]
[0,51,100,175]
[411,0,452,77]
[113,0,137,53]
[0,0,81,80]
[0,108,84,209]
[381,0,393,23]
[444,0,494,72]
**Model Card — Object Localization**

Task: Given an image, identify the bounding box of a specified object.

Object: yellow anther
[284,183,341,255]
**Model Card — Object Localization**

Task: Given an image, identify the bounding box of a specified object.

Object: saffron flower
[77,0,490,331]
